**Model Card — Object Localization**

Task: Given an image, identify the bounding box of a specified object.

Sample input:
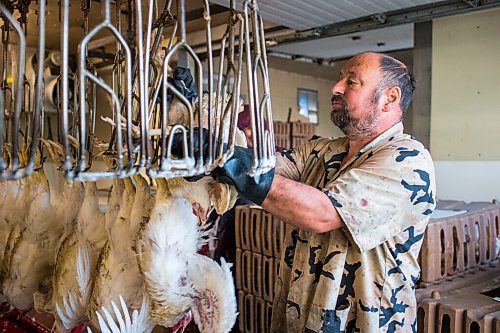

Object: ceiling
[210,0,439,31]
[270,24,414,61]
[210,0,500,64]
[6,0,500,73]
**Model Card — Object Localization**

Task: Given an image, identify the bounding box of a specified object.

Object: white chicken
[135,177,198,327]
[88,177,149,330]
[1,165,58,311]
[52,180,108,331]
[186,256,237,332]
[134,175,239,332]
[1,146,33,294]
[33,139,86,313]
[129,174,155,244]
[0,178,21,270]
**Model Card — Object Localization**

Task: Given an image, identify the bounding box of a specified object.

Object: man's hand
[170,129,275,205]
[168,67,197,102]
[158,67,198,104]
[212,146,275,206]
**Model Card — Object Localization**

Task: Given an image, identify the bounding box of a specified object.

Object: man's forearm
[261,174,345,233]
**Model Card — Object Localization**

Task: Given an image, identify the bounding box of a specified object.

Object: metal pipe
[0,2,26,178]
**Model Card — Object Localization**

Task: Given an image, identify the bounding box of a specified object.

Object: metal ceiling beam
[269,0,500,47]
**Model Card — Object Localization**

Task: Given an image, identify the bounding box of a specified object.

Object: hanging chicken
[51,179,107,332]
[135,178,197,327]
[186,256,237,332]
[1,143,63,311]
[51,143,126,331]
[88,177,149,331]
[33,139,85,313]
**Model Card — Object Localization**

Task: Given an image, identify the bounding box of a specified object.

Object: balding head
[350,52,415,113]
[377,54,415,113]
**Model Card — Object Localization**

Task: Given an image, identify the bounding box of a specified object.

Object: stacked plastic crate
[273,121,291,151]
[234,205,287,333]
[273,121,316,151]
[290,122,316,147]
[416,201,500,333]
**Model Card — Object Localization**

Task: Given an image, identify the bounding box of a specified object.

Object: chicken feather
[136,178,199,327]
[187,256,237,333]
[52,181,107,331]
[88,177,149,330]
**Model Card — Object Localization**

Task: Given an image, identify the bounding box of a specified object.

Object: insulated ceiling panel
[269,23,414,60]
[210,0,440,30]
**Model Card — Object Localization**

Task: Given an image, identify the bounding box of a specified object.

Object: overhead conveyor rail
[0,0,275,181]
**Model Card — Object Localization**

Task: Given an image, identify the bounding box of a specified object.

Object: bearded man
[172,51,435,332]
[210,52,436,332]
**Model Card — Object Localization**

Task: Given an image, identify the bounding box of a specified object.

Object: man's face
[330,53,383,139]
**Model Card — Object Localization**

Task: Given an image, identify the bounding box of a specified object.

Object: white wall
[431,8,500,202]
[266,67,343,139]
[434,161,500,202]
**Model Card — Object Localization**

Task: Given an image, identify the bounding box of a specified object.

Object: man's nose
[331,80,344,95]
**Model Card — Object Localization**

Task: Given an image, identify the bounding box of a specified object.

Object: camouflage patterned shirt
[270,123,436,333]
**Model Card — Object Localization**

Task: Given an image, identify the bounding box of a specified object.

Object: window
[298,88,318,124]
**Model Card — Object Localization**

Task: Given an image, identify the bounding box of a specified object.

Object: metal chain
[16,0,31,35]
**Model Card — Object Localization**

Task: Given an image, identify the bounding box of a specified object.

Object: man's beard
[330,95,380,140]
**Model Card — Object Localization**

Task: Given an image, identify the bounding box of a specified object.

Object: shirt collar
[358,122,403,154]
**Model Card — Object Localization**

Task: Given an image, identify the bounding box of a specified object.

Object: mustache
[331,95,345,104]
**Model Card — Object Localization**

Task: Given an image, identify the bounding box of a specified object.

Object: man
[211,52,435,332]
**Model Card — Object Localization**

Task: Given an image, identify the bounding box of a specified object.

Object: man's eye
[347,79,356,86]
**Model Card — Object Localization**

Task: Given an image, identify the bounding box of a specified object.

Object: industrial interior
[0,0,499,332]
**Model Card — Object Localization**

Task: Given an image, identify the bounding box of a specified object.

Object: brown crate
[291,122,315,138]
[274,259,280,297]
[420,204,500,283]
[250,207,263,254]
[244,294,255,333]
[273,219,286,259]
[437,294,497,333]
[482,310,500,333]
[465,305,500,333]
[273,121,290,137]
[291,136,310,148]
[417,298,439,333]
[238,290,246,332]
[274,135,291,151]
[241,250,252,294]
[266,301,273,331]
[262,255,274,302]
[416,268,500,333]
[236,205,251,251]
[261,211,274,257]
[252,253,263,298]
[254,297,267,333]
[235,248,243,290]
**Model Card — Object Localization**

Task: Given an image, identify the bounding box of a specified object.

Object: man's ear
[382,86,401,112]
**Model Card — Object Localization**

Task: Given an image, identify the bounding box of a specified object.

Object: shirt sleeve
[323,144,436,252]
[276,141,314,181]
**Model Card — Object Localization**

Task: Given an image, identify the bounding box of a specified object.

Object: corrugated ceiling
[210,0,440,30]
[269,24,414,60]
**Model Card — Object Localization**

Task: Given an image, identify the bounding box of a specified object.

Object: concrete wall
[431,7,500,202]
